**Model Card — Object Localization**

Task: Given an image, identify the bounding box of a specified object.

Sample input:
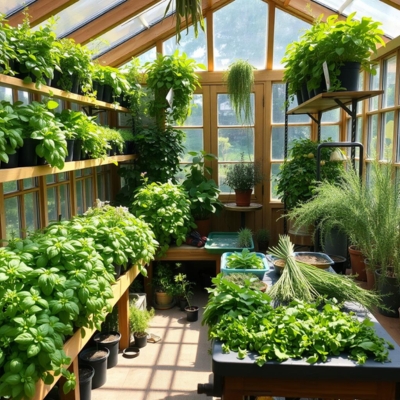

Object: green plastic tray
[205,232,255,254]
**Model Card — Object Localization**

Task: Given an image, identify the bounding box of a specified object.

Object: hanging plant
[165,0,205,43]
[225,59,255,124]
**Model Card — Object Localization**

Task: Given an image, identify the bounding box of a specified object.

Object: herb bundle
[268,235,382,310]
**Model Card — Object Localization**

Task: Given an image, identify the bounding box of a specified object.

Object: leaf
[14,332,34,345]
[47,100,59,110]
[27,343,41,358]
[24,380,35,398]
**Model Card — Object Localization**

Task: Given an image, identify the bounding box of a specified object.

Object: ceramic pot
[194,218,211,237]
[348,245,367,281]
[234,189,252,207]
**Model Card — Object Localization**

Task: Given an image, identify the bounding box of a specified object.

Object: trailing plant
[276,138,344,210]
[224,153,263,191]
[225,248,263,270]
[164,0,205,44]
[132,176,196,256]
[129,304,155,336]
[225,59,255,124]
[144,50,204,125]
[182,150,223,220]
[174,273,195,306]
[119,57,145,113]
[237,228,253,248]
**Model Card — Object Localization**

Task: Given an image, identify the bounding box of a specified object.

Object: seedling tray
[205,232,254,254]
[221,252,269,279]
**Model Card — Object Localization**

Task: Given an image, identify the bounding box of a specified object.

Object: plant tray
[220,252,269,279]
[205,232,254,254]
[294,252,334,268]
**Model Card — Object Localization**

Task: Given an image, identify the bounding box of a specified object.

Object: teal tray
[221,252,269,279]
[205,232,255,254]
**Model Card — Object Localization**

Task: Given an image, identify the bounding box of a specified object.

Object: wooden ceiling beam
[67,0,160,44]
[7,0,78,27]
[380,0,400,10]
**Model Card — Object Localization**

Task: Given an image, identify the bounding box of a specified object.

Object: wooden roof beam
[67,0,160,44]
[7,0,78,27]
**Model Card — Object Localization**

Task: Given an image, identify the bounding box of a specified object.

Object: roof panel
[3,0,37,17]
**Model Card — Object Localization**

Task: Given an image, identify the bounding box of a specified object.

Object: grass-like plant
[237,228,253,248]
[225,59,255,124]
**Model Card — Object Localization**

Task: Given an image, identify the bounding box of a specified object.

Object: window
[75,168,95,215]
[46,173,71,222]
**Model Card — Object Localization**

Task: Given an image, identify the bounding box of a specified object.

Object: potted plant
[118,129,135,154]
[0,15,17,76]
[151,262,178,309]
[287,162,400,317]
[164,0,205,43]
[174,272,195,311]
[182,150,224,236]
[144,50,204,126]
[237,228,253,248]
[255,228,270,253]
[119,57,145,111]
[224,153,263,206]
[225,59,255,124]
[129,304,155,348]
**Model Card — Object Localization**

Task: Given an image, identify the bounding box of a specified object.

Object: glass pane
[383,56,396,108]
[369,66,380,111]
[368,114,378,159]
[75,170,82,178]
[85,179,93,211]
[18,91,30,104]
[47,187,57,222]
[356,71,364,114]
[118,112,133,127]
[58,172,68,182]
[105,172,111,200]
[271,126,311,160]
[5,197,20,239]
[218,94,255,126]
[213,0,268,70]
[137,48,157,67]
[321,125,339,142]
[83,168,92,177]
[346,117,363,158]
[163,21,207,68]
[3,181,18,193]
[181,94,203,126]
[24,192,39,233]
[97,173,104,200]
[273,9,311,69]
[271,163,281,200]
[46,175,56,184]
[218,163,257,194]
[76,180,84,215]
[321,109,340,123]
[4,0,36,16]
[272,84,309,124]
[180,129,204,162]
[59,185,70,220]
[0,87,12,102]
[381,111,394,160]
[217,128,254,162]
[23,178,36,189]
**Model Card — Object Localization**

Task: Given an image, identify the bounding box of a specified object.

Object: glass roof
[313,0,400,39]
[87,0,172,58]
[3,0,36,17]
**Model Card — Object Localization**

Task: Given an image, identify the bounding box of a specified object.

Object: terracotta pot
[154,291,174,309]
[195,218,211,237]
[234,189,252,207]
[348,245,367,281]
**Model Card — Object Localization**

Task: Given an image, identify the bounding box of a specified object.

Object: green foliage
[129,305,155,335]
[97,126,124,154]
[165,0,205,44]
[225,59,255,124]
[118,129,134,142]
[224,153,263,190]
[237,228,253,248]
[255,228,270,242]
[92,64,130,100]
[182,150,223,220]
[0,15,17,75]
[226,248,263,269]
[276,138,344,210]
[144,50,204,125]
[222,273,265,291]
[174,273,195,306]
[152,262,177,295]
[132,178,196,256]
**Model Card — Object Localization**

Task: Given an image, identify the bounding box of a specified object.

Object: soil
[81,349,108,361]
[295,254,330,264]
[95,333,120,343]
[79,366,93,380]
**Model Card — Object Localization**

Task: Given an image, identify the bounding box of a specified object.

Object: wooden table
[224,202,263,229]
[206,268,400,400]
[145,245,221,303]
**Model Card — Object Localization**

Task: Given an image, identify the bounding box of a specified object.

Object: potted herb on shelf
[174,272,195,311]
[224,153,263,206]
[129,305,155,348]
[118,129,135,154]
[182,150,223,236]
[255,228,270,253]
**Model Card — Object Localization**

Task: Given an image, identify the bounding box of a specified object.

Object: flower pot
[287,219,313,247]
[18,138,39,167]
[348,245,367,281]
[114,264,122,280]
[195,218,211,237]
[178,298,188,311]
[234,189,252,207]
[79,347,109,389]
[134,332,147,348]
[323,227,348,259]
[1,152,19,169]
[296,89,303,105]
[93,331,121,369]
[328,254,347,275]
[185,306,199,322]
[337,62,360,91]
[154,291,174,309]
[125,140,135,154]
[73,139,83,161]
[102,84,113,103]
[375,269,400,318]
[257,240,269,254]
[79,364,95,400]
[65,139,75,162]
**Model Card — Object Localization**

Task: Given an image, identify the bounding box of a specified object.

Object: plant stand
[224,202,262,229]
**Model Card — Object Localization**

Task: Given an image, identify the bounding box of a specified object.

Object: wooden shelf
[287,90,384,115]
[33,265,141,400]
[0,154,136,183]
[0,74,129,112]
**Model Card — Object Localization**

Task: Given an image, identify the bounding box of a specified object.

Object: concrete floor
[91,289,218,400]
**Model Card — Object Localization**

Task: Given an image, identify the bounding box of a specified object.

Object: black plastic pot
[93,331,121,369]
[134,333,147,348]
[125,141,135,154]
[114,264,121,280]
[18,138,39,167]
[79,347,109,389]
[185,306,199,322]
[375,269,400,318]
[79,364,95,400]
[328,255,347,275]
[73,139,83,161]
[102,84,113,104]
[338,62,360,91]
[1,152,19,169]
[65,139,75,162]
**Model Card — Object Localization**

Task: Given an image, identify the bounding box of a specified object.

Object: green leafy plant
[226,248,263,269]
[92,64,130,101]
[118,129,134,142]
[0,15,17,75]
[224,153,263,191]
[152,262,177,296]
[174,272,195,306]
[164,0,205,44]
[276,138,345,210]
[132,176,196,256]
[255,228,270,242]
[182,150,223,220]
[237,228,253,248]
[222,273,266,291]
[225,59,255,124]
[129,304,155,336]
[144,50,204,125]
[97,126,124,154]
[119,57,145,112]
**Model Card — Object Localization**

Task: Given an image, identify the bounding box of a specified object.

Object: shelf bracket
[308,113,320,124]
[82,106,106,117]
[334,98,356,118]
